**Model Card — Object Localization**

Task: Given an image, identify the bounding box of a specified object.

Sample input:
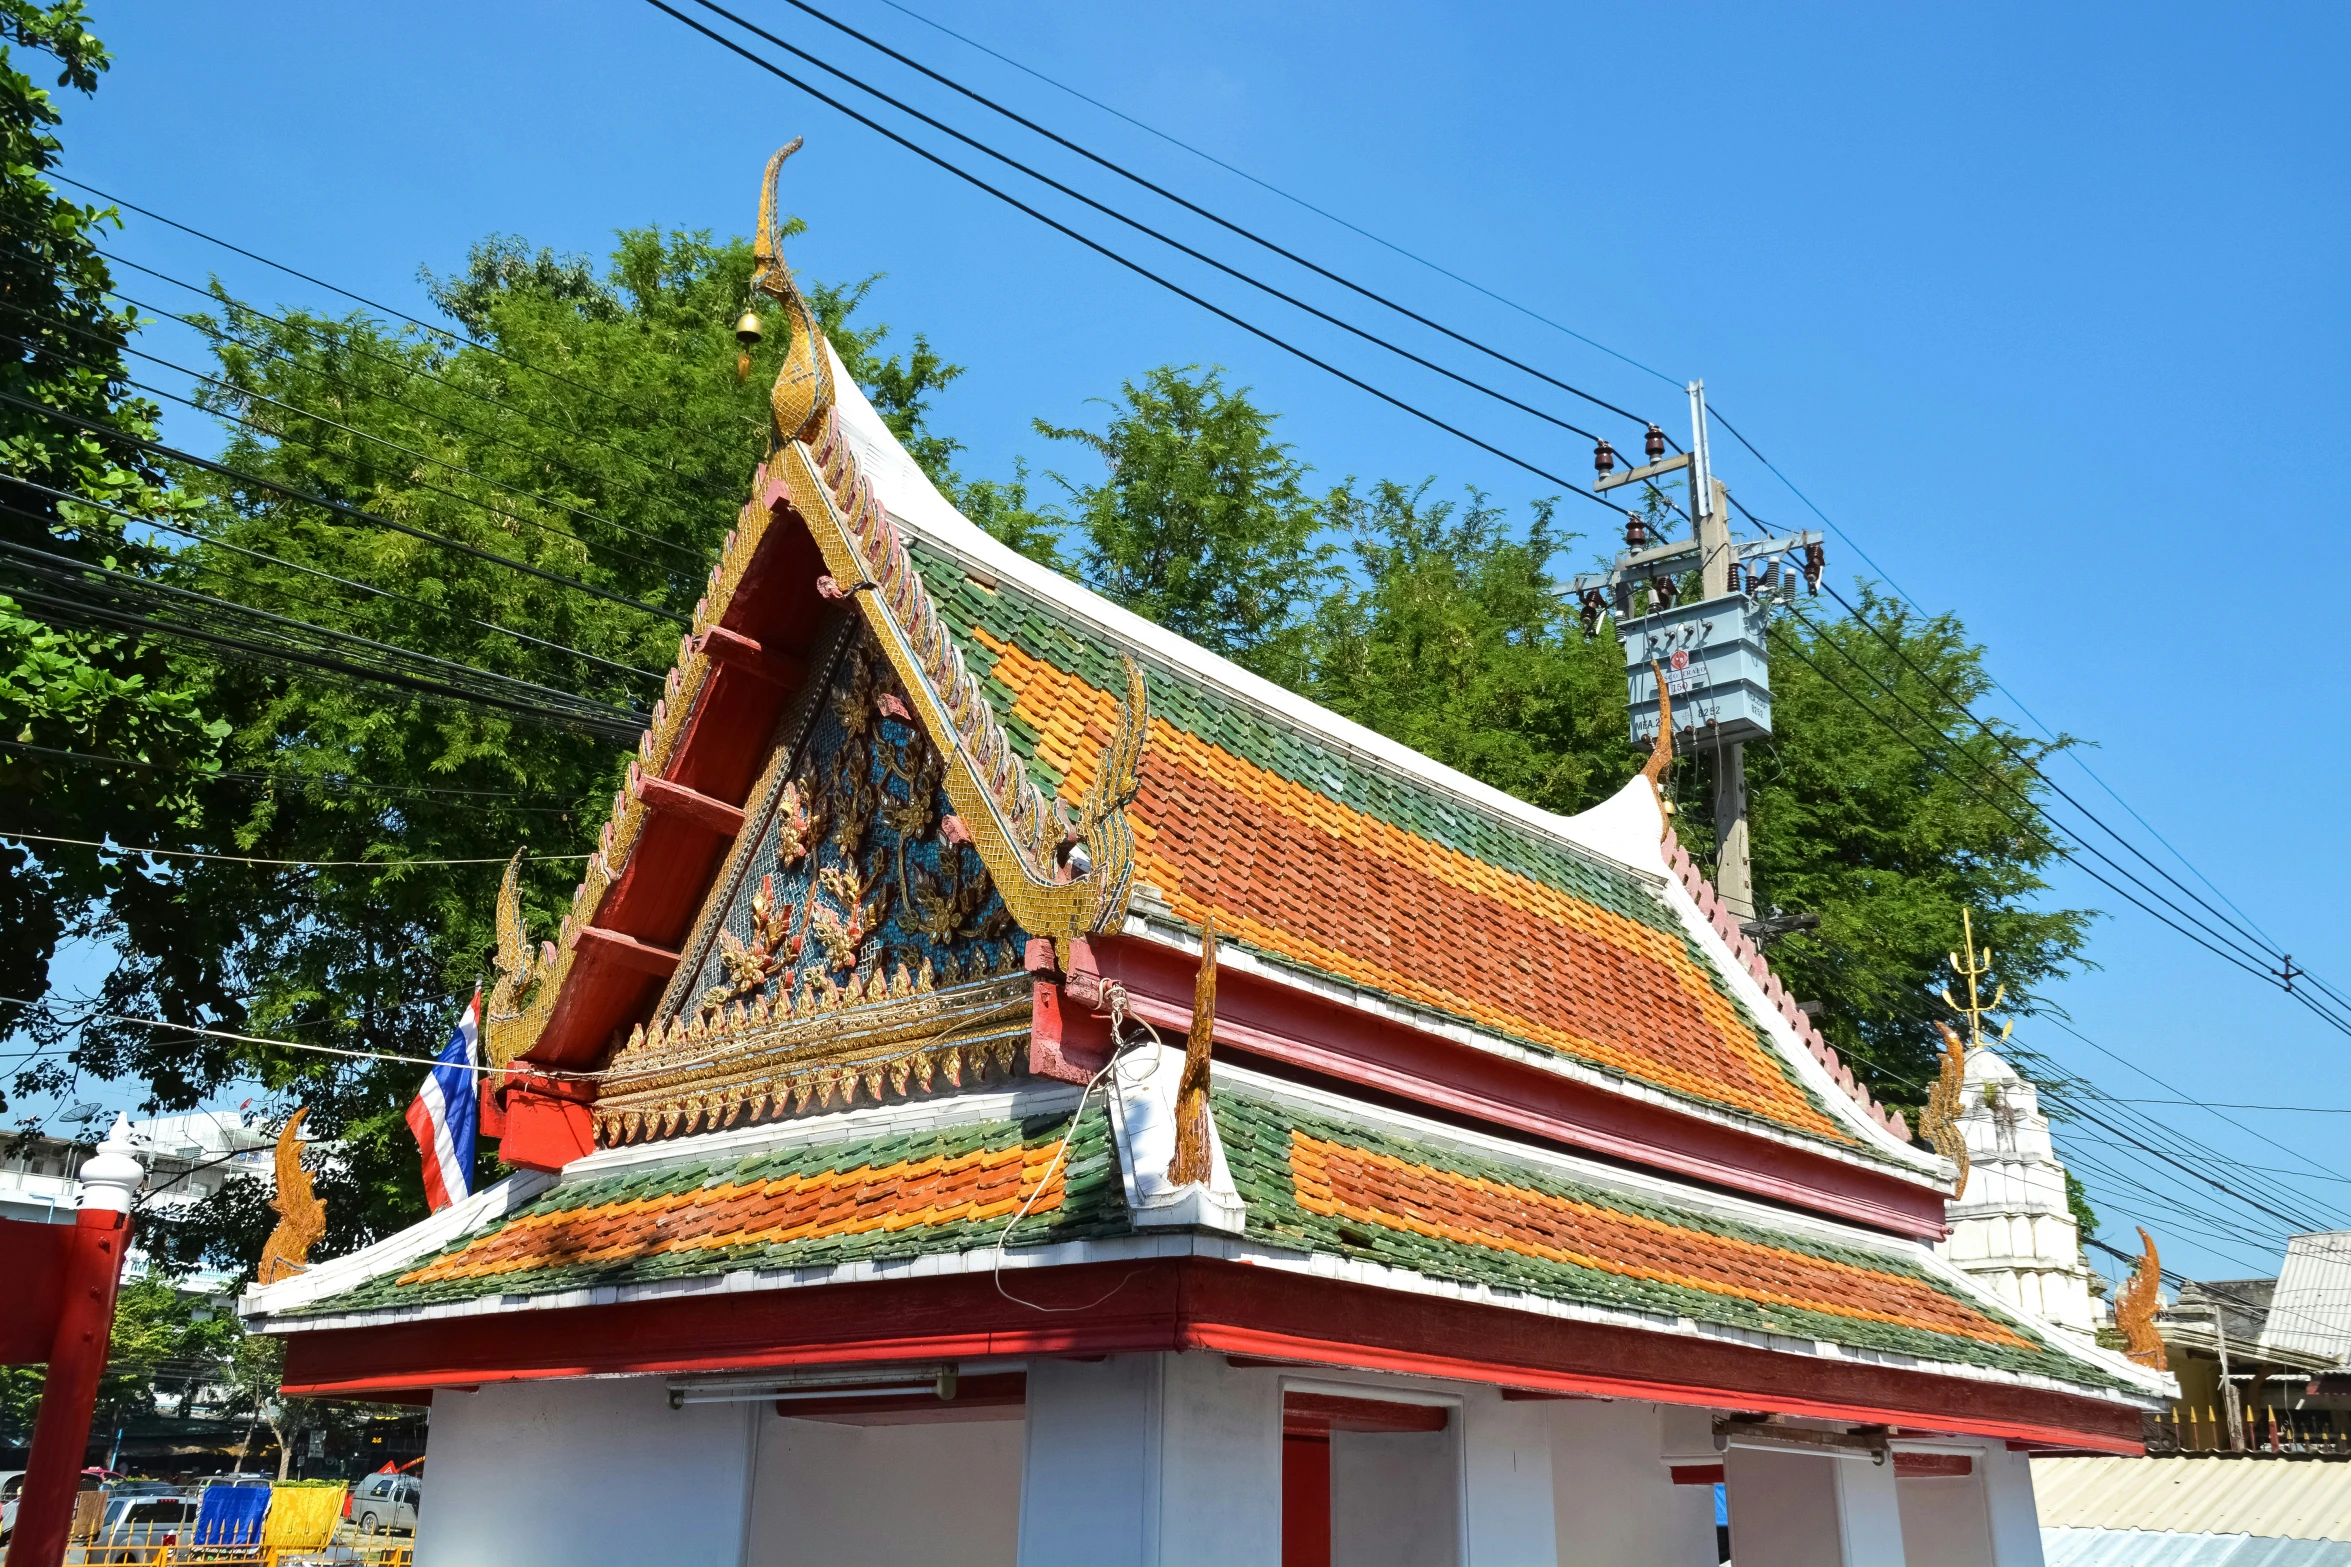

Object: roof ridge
[1661,828,1911,1142]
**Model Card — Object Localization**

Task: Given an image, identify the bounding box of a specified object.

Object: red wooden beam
[4,1206,133,1567]
[1086,934,1950,1242]
[632,775,747,840]
[276,1257,2142,1454]
[571,925,684,980]
[695,625,804,688]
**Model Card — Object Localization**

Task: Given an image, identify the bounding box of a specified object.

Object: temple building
[239,148,2172,1567]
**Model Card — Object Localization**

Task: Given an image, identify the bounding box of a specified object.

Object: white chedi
[1934,1045,2101,1343]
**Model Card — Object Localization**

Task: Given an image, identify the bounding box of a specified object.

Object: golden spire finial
[1170,916,1219,1187]
[2116,1226,2169,1369]
[1939,908,2012,1052]
[748,139,834,444]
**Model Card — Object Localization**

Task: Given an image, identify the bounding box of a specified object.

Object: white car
[0,1470,24,1542]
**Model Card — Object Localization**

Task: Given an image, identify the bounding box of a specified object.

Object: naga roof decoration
[470,141,1924,1188]
[253,1068,2157,1410]
[479,141,1146,1074]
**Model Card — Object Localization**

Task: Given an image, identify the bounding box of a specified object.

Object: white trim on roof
[829,351,1932,1172]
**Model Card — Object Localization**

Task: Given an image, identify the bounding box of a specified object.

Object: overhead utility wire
[1759,523,2310,982]
[0,275,712,567]
[6,480,661,685]
[1791,598,2351,1042]
[0,738,582,813]
[0,537,647,738]
[1799,929,2348,1232]
[2036,1012,2351,1190]
[53,175,694,436]
[0,390,689,626]
[745,0,1672,437]
[0,317,691,582]
[0,832,588,869]
[1770,588,2288,984]
[643,0,1634,516]
[684,1,1634,460]
[1859,1038,2342,1247]
[1761,588,2339,1012]
[92,250,755,528]
[866,0,1688,393]
[1760,608,2351,1035]
[1708,404,2290,988]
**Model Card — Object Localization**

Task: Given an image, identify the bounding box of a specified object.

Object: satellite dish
[59,1102,104,1125]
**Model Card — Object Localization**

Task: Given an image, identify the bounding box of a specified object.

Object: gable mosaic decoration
[479,141,1149,1071]
[593,632,1035,1144]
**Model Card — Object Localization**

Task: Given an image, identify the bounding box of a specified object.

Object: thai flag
[405,990,480,1211]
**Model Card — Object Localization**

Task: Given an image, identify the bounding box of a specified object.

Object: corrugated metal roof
[2045,1528,2351,1566]
[2260,1234,2351,1364]
[2035,1458,2351,1541]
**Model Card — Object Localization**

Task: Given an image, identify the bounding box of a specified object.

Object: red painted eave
[1084,934,1951,1242]
[277,1258,2141,1455]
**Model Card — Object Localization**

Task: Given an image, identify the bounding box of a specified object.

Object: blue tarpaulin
[191,1482,270,1546]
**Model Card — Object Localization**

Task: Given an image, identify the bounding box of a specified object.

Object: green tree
[0,0,226,1081]
[1037,366,1338,684]
[16,218,966,1271]
[1730,588,2091,1102]
[97,1272,240,1425]
[1311,481,1625,815]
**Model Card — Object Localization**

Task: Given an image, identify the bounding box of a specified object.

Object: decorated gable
[592,621,1039,1144]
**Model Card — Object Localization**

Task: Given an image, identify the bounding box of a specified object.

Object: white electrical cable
[991,979,1163,1314]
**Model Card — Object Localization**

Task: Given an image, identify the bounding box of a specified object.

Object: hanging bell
[734,309,764,384]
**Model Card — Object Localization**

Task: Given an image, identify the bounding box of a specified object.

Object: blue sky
[30,0,2349,1285]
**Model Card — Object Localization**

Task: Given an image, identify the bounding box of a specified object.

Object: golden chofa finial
[1939,907,2012,1051]
[747,138,835,444]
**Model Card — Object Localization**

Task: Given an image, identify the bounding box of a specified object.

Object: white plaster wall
[1016,1353,1283,1567]
[1979,1448,2048,1567]
[1896,1476,1993,1567]
[414,1378,754,1567]
[1459,1390,1555,1567]
[747,1414,1023,1567]
[1331,1429,1459,1567]
[1547,1400,1715,1567]
[1725,1447,1908,1567]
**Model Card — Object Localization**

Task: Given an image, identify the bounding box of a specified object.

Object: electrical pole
[1683,380,1753,922]
[1575,384,1822,928]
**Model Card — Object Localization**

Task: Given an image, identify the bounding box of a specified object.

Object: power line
[9,480,664,685]
[52,174,689,436]
[0,315,695,582]
[0,830,590,869]
[1708,404,2308,1014]
[0,737,585,812]
[745,0,1674,441]
[865,0,1687,392]
[0,388,690,626]
[1796,594,2351,1041]
[689,0,1630,458]
[1763,606,2335,1017]
[1776,539,2305,983]
[92,250,758,526]
[643,0,1636,516]
[0,539,648,739]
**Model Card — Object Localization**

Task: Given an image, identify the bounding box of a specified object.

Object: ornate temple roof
[248,1065,2156,1409]
[474,317,1936,1178]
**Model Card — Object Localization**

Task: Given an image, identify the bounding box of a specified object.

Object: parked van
[350,1472,420,1535]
